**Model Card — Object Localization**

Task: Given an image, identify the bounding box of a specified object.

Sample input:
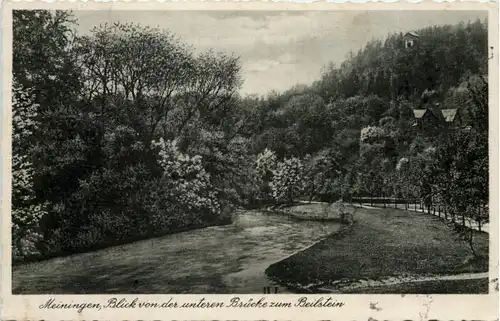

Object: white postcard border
[1,1,498,320]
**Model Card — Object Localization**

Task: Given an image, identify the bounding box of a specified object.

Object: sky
[73,10,487,96]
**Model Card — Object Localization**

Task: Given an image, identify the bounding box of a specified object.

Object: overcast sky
[73,10,487,96]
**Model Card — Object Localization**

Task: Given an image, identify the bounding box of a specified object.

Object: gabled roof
[441,109,458,122]
[405,31,420,38]
[413,109,427,119]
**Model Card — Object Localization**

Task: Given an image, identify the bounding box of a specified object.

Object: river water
[12,210,341,294]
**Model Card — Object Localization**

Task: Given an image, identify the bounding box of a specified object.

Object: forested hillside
[12,11,488,262]
[237,19,488,212]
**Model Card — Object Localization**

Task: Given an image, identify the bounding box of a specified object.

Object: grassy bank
[265,205,488,293]
[263,202,354,223]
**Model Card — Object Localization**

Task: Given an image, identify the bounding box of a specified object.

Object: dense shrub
[270,157,304,204]
[12,83,46,260]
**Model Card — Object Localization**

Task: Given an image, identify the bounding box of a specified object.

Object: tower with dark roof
[404,31,420,49]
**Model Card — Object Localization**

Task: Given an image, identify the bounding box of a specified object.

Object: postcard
[1,1,498,320]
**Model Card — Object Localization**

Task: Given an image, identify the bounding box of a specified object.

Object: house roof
[441,109,458,122]
[405,31,420,38]
[413,109,427,119]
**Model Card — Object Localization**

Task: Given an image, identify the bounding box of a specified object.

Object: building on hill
[441,108,462,127]
[412,108,437,128]
[404,31,420,49]
[412,106,461,129]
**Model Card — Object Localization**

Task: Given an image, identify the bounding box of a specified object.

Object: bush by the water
[12,13,247,261]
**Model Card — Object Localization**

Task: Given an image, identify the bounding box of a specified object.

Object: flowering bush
[360,126,386,143]
[152,138,221,223]
[255,148,277,178]
[185,129,255,208]
[270,157,304,204]
[12,82,46,259]
[253,148,278,203]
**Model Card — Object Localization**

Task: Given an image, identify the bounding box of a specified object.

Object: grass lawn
[265,205,489,292]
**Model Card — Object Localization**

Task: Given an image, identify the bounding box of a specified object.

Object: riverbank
[12,215,233,266]
[265,205,489,294]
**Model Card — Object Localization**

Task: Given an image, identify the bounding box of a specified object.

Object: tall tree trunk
[468,230,477,258]
[309,184,315,203]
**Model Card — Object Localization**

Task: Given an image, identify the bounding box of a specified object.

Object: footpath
[316,271,489,293]
[352,202,489,234]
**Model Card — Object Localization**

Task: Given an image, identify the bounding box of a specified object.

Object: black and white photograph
[9,9,491,295]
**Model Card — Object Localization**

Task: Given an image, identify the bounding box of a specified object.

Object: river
[12,210,341,294]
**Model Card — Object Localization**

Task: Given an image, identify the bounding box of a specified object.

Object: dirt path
[12,210,341,294]
[352,202,489,233]
[316,272,489,293]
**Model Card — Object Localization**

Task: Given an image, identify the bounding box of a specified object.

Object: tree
[270,157,304,204]
[466,75,489,231]
[12,16,247,259]
[72,22,243,215]
[11,82,46,259]
[255,148,277,202]
[364,95,387,124]
[76,23,192,147]
[13,10,80,109]
[431,112,487,258]
[395,157,418,207]
[77,23,242,145]
[12,10,82,260]
[303,149,341,202]
[433,130,477,256]
[152,138,221,223]
[185,129,255,209]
